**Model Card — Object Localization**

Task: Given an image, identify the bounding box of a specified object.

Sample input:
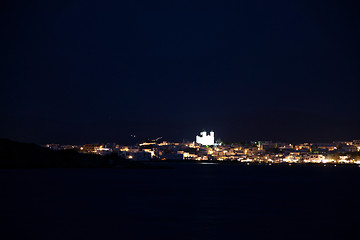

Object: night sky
[1,0,360,144]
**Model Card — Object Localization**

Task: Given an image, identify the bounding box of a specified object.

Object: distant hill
[0,139,116,168]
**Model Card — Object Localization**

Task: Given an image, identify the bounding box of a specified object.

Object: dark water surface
[1,163,360,240]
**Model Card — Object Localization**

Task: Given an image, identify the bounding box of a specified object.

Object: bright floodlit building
[196,131,215,146]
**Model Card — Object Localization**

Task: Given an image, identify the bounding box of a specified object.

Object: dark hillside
[0,139,113,168]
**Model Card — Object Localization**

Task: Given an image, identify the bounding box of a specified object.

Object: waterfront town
[43,131,360,165]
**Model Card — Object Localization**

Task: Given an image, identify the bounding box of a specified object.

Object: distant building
[133,151,152,161]
[339,145,358,153]
[258,141,276,150]
[160,153,183,160]
[303,154,325,163]
[196,131,215,146]
[311,143,336,152]
[81,144,102,153]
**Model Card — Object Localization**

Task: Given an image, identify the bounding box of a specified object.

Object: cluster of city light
[43,135,360,164]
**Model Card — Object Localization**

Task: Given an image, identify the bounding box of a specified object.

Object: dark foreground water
[1,163,360,240]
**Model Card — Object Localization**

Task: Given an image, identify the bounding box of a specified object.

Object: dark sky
[1,0,360,144]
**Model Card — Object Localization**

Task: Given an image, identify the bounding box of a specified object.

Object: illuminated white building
[196,131,215,146]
